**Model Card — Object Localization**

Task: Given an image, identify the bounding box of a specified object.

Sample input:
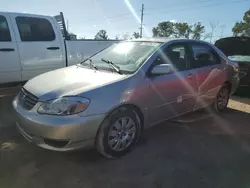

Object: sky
[1,0,249,41]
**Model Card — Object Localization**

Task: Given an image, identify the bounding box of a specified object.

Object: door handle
[187,73,193,79]
[0,48,15,52]
[47,47,60,50]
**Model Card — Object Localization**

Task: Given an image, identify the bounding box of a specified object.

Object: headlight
[37,97,90,115]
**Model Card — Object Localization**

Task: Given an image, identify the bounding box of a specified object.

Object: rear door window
[190,43,221,69]
[16,17,55,41]
[0,15,11,41]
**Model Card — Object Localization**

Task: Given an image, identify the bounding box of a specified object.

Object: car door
[10,14,65,81]
[188,42,225,109]
[148,42,198,124]
[0,13,21,85]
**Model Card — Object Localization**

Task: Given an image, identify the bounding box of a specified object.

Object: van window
[0,15,11,41]
[190,43,220,69]
[16,17,55,41]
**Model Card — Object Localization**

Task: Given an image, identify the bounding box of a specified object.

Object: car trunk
[215,37,250,86]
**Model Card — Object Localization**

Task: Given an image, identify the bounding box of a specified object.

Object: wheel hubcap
[108,117,136,151]
[217,88,229,110]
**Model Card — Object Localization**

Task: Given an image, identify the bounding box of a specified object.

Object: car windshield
[228,55,250,62]
[82,41,162,74]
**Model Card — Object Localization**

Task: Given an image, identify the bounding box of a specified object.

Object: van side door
[0,13,21,85]
[10,14,65,81]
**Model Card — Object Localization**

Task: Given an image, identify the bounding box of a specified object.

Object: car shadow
[2,107,249,159]
[0,96,16,128]
[1,106,250,187]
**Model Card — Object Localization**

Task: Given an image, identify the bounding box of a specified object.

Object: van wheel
[213,85,230,112]
[96,107,141,159]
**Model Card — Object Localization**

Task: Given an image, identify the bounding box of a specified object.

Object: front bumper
[13,96,106,151]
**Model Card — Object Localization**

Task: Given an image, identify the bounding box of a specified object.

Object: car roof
[129,37,212,45]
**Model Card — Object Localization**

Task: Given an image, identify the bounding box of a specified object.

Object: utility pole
[139,4,144,38]
[66,19,69,33]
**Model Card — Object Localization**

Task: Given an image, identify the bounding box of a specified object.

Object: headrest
[169,51,180,60]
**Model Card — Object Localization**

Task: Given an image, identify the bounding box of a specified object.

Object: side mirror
[151,64,174,75]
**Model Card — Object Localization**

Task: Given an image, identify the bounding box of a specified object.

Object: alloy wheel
[217,87,229,110]
[108,117,136,151]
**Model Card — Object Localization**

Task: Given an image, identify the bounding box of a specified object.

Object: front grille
[19,88,38,110]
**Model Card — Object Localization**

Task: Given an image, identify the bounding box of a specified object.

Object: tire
[96,107,142,159]
[213,84,230,112]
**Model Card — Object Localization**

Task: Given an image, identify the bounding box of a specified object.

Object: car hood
[24,65,127,101]
[215,37,250,56]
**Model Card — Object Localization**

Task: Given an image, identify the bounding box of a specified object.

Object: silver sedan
[13,38,240,158]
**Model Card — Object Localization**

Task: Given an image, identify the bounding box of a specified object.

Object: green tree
[174,22,192,38]
[191,22,205,40]
[232,9,250,36]
[152,21,175,37]
[94,29,108,40]
[152,21,205,40]
[133,32,140,39]
[68,33,77,40]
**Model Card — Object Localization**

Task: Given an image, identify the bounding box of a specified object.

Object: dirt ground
[1,95,250,188]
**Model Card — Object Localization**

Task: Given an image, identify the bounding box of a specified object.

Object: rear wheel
[96,107,142,159]
[213,85,230,112]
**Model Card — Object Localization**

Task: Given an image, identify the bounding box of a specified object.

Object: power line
[79,1,208,25]
[74,0,212,25]
[75,12,139,25]
[145,0,250,17]
[71,0,249,38]
[78,0,249,26]
[145,0,211,13]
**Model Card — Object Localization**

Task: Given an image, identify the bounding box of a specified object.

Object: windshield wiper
[81,58,98,70]
[101,58,122,74]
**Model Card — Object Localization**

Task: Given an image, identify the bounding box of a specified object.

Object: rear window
[16,16,55,41]
[0,15,11,41]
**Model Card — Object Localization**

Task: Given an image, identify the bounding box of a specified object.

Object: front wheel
[96,107,142,159]
[213,85,230,112]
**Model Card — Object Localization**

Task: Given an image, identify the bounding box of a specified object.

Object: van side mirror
[151,64,174,75]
